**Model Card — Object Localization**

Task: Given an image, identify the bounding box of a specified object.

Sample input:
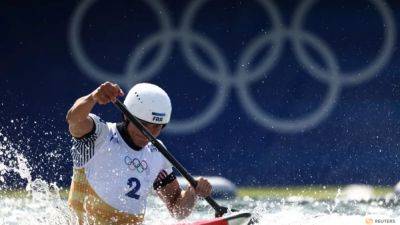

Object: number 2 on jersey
[126,177,141,199]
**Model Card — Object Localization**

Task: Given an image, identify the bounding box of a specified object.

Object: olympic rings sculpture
[69,0,396,134]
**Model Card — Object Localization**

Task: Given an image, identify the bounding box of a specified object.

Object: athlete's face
[126,120,163,148]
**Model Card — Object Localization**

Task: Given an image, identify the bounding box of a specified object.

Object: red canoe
[172,212,252,225]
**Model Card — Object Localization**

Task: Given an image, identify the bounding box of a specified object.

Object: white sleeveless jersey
[73,114,173,215]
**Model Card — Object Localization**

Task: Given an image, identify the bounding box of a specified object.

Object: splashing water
[1,126,400,225]
[0,129,75,225]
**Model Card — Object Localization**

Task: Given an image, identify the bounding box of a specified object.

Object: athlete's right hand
[90,82,124,105]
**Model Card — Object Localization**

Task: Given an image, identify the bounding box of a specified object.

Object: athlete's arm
[156,177,212,219]
[66,82,124,137]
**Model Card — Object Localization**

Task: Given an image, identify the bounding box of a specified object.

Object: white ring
[69,0,396,134]
[235,30,284,85]
[292,0,396,86]
[124,31,174,88]
[69,0,173,88]
[237,29,341,133]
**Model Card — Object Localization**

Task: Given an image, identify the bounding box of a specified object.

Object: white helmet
[124,83,172,124]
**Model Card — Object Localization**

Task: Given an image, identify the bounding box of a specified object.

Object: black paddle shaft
[113,99,229,217]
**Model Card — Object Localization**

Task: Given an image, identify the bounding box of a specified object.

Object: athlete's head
[123,83,172,147]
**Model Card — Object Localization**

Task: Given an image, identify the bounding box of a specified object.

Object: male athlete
[66,82,212,224]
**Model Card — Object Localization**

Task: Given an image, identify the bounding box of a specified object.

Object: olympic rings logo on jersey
[69,0,396,134]
[124,156,148,173]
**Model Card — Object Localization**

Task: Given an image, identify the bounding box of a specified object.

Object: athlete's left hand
[194,177,212,198]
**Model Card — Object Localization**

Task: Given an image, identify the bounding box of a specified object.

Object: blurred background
[0,0,399,190]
